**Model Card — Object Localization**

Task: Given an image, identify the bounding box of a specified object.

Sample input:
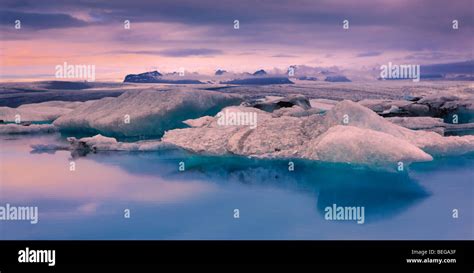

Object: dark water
[0,134,472,239]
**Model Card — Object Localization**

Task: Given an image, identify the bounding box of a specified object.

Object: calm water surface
[1,134,472,239]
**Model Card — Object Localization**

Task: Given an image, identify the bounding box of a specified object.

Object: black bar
[0,240,472,269]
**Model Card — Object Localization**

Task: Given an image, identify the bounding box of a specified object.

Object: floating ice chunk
[271,105,323,117]
[163,127,240,155]
[165,115,435,164]
[66,134,174,152]
[208,106,271,128]
[417,134,474,156]
[0,101,87,122]
[387,117,446,135]
[320,100,474,156]
[165,106,270,152]
[226,115,306,158]
[0,124,57,134]
[418,94,474,114]
[386,116,445,130]
[358,99,413,116]
[68,134,118,151]
[303,125,433,164]
[309,98,338,111]
[183,116,214,128]
[359,95,474,118]
[32,134,173,154]
[162,100,474,164]
[318,100,436,143]
[164,107,306,158]
[53,89,242,138]
[31,143,69,152]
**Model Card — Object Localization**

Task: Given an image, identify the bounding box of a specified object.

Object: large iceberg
[312,100,474,156]
[0,124,57,134]
[359,95,474,120]
[0,101,86,122]
[53,89,243,138]
[303,125,433,165]
[162,100,474,165]
[20,92,472,166]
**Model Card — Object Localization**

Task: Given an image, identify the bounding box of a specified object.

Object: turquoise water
[0,134,472,239]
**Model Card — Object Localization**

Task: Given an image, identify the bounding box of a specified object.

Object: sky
[0,0,473,81]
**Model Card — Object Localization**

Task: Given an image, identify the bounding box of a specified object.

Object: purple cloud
[157,48,223,57]
[357,51,382,57]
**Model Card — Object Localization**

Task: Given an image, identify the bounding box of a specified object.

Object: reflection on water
[0,134,473,239]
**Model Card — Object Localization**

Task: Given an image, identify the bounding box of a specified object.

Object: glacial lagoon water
[0,134,472,240]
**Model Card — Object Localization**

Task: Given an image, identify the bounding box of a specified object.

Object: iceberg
[251,94,312,112]
[183,116,214,128]
[22,92,473,166]
[386,117,446,135]
[386,116,445,130]
[162,100,474,165]
[359,95,474,119]
[0,101,87,122]
[303,125,433,165]
[309,98,338,111]
[313,100,474,156]
[66,134,174,152]
[164,106,274,155]
[53,89,243,138]
[31,134,174,155]
[0,124,57,134]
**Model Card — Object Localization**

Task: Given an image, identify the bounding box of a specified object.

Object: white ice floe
[53,89,242,137]
[183,116,214,128]
[386,116,445,129]
[390,116,474,135]
[66,134,174,152]
[386,116,446,135]
[24,94,474,165]
[303,125,433,164]
[309,98,338,111]
[0,124,57,134]
[271,105,324,118]
[305,100,474,157]
[162,100,474,164]
[359,95,474,117]
[358,99,413,115]
[0,101,87,122]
